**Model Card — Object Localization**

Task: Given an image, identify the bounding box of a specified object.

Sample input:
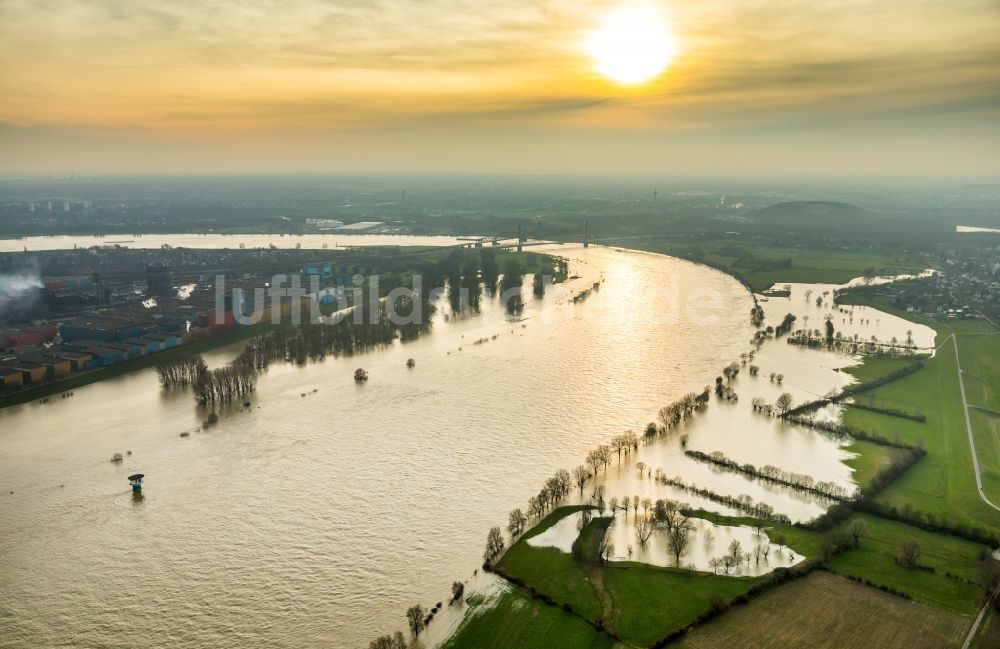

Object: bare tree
[554,469,572,497]
[599,538,615,563]
[371,633,407,649]
[654,499,682,533]
[586,449,603,476]
[597,444,613,470]
[846,519,869,547]
[897,540,922,568]
[483,527,505,564]
[610,434,627,462]
[369,635,394,649]
[406,604,425,637]
[667,517,693,564]
[775,392,794,416]
[727,540,743,567]
[634,514,655,546]
[572,465,589,494]
[507,509,527,537]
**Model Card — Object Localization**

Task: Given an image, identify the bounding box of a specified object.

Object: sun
[586,4,677,85]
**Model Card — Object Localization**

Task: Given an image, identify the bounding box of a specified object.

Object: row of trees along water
[157,295,434,404]
[640,463,791,523]
[155,356,207,388]
[486,387,723,571]
[751,298,922,358]
[426,247,567,315]
[684,449,853,500]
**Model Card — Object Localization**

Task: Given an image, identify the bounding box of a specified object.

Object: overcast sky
[1,0,998,175]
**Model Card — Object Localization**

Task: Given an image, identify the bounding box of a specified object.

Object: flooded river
[0,243,934,648]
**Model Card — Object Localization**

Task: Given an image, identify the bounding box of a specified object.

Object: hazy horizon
[2,0,998,175]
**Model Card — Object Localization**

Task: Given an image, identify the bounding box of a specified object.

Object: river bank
[426,263,944,649]
[0,242,949,649]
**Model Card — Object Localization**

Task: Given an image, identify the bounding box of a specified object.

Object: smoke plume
[0,262,44,324]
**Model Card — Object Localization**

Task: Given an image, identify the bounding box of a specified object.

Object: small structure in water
[128,474,144,493]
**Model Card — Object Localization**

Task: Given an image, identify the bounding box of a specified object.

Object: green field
[959,335,1000,409]
[827,514,986,614]
[956,334,1000,499]
[441,586,620,649]
[970,409,1000,500]
[843,439,914,489]
[672,571,971,649]
[448,273,1000,649]
[647,241,925,292]
[601,564,756,647]
[834,287,1000,522]
[840,342,1000,536]
[495,507,765,646]
[496,506,605,621]
[842,355,920,384]
[970,607,1000,649]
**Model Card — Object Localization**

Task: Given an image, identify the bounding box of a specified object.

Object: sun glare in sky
[586,3,677,85]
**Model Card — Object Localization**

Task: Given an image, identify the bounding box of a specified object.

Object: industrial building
[0,368,24,390]
[334,221,384,232]
[1,361,48,385]
[54,351,95,371]
[146,264,174,298]
[58,316,149,343]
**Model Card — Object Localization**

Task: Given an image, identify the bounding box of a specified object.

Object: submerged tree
[483,526,505,564]
[775,392,794,416]
[727,540,744,567]
[406,605,425,637]
[156,355,207,388]
[667,517,693,564]
[370,633,407,649]
[507,508,527,537]
[634,514,655,546]
[572,465,589,494]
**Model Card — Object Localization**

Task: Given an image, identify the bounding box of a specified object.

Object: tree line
[684,449,852,501]
[155,355,207,388]
[639,466,791,524]
[192,363,259,405]
[782,360,925,418]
